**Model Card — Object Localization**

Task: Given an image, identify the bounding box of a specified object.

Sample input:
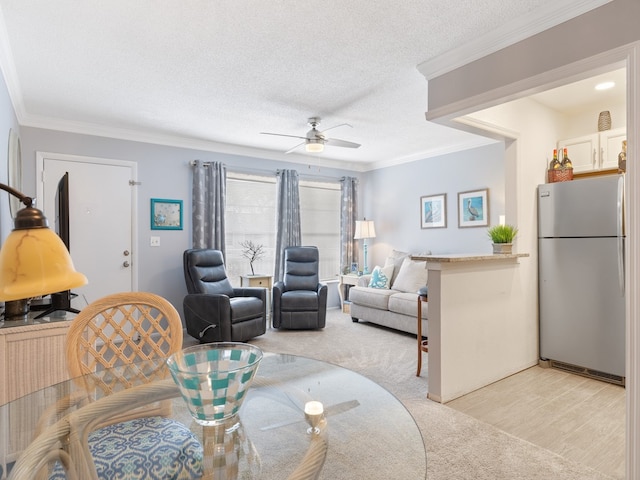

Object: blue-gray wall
[1,68,506,314]
[362,143,505,268]
[0,72,19,241]
[18,126,361,311]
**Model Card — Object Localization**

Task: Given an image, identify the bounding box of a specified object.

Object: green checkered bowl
[167,342,263,428]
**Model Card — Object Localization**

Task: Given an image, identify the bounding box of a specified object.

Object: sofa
[349,250,428,337]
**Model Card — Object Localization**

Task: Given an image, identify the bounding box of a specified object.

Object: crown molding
[20,112,372,172]
[365,137,498,172]
[417,0,611,81]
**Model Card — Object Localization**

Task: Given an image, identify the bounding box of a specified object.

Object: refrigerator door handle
[617,175,625,294]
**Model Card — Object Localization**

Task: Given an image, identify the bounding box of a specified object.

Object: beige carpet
[235,309,615,480]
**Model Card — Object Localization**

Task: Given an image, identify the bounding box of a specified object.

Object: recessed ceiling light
[595,81,615,91]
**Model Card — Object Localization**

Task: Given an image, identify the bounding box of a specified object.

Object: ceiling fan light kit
[261,117,360,154]
[305,140,324,153]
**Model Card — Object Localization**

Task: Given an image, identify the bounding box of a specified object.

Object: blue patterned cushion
[368,265,394,289]
[50,416,203,479]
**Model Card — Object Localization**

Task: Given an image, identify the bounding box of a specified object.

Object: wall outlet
[150,236,160,247]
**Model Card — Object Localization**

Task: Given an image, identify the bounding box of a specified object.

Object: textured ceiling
[0,1,608,171]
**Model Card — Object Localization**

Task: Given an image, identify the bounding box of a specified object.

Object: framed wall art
[420,193,447,229]
[458,189,489,228]
[150,198,183,230]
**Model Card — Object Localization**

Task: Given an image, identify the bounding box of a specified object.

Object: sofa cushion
[388,292,428,319]
[368,265,394,289]
[392,258,428,293]
[384,250,410,284]
[349,286,396,311]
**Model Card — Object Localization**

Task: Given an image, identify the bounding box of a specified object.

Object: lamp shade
[354,220,376,239]
[0,227,88,301]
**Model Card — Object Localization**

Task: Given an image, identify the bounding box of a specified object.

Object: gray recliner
[272,246,327,329]
[183,249,267,343]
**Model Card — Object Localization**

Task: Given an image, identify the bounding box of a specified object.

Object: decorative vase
[492,243,513,254]
[167,342,263,430]
[598,111,611,131]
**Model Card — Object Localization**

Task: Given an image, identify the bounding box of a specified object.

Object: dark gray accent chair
[183,249,267,343]
[272,246,327,329]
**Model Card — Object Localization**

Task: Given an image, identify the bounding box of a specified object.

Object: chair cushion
[184,249,234,296]
[230,297,264,322]
[50,416,203,480]
[283,247,320,291]
[281,290,320,311]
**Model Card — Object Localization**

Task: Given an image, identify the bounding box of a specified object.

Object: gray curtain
[191,160,226,254]
[274,169,301,282]
[340,176,358,274]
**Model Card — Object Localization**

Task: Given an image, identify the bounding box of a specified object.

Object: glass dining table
[1,352,427,479]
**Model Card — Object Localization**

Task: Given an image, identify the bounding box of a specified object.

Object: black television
[34,172,80,318]
[56,172,70,250]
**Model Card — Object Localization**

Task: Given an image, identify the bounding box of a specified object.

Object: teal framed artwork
[151,198,183,230]
[458,188,489,228]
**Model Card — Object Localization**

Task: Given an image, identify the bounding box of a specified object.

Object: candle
[304,401,324,416]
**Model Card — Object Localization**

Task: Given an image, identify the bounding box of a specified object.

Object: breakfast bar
[413,253,532,403]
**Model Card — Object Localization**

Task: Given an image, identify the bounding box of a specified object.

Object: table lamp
[0,183,87,320]
[354,218,376,275]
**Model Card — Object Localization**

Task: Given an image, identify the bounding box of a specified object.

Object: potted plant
[487,224,518,254]
[240,240,265,275]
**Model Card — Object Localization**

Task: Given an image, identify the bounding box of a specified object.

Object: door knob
[123,261,130,268]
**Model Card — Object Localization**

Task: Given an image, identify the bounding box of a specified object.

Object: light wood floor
[446,365,625,479]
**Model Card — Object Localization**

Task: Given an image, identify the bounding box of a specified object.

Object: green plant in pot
[487,224,518,254]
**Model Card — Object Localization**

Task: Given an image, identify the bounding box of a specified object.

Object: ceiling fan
[261,117,361,154]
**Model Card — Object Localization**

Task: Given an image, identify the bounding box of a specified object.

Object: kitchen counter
[413,253,529,263]
[418,251,535,403]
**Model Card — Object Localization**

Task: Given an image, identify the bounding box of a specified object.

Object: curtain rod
[189,160,353,183]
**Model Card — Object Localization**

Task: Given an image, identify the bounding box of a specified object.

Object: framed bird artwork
[458,189,489,227]
[420,193,447,229]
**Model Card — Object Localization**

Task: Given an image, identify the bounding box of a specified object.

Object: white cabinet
[558,128,626,173]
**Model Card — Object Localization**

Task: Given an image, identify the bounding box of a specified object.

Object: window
[225,172,341,284]
[299,180,340,281]
[225,174,276,283]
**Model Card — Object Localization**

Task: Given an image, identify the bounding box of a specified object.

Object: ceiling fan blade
[325,138,361,149]
[285,141,306,154]
[260,132,307,140]
[320,123,352,134]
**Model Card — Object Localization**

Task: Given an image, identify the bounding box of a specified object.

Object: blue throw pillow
[368,265,394,289]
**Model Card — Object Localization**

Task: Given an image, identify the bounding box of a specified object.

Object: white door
[37,153,137,305]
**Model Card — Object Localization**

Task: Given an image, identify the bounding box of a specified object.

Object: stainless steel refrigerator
[538,174,625,382]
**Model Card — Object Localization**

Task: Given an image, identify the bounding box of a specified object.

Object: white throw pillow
[368,264,394,289]
[384,249,410,284]
[392,258,428,293]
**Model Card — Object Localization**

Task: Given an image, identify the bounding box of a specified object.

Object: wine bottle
[561,148,573,169]
[549,149,561,170]
[618,140,627,173]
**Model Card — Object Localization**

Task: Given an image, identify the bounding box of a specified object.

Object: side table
[416,293,428,377]
[240,275,273,322]
[338,274,361,313]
